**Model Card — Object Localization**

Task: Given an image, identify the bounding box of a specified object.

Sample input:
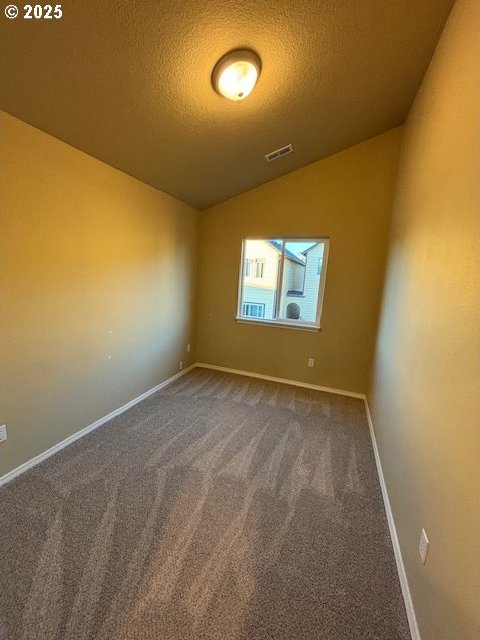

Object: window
[236,238,329,329]
[256,260,264,278]
[242,302,265,318]
[245,258,265,279]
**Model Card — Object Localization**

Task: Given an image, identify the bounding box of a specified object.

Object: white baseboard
[196,362,365,399]
[0,364,196,487]
[364,398,420,640]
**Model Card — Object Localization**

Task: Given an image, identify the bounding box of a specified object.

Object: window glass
[237,238,328,328]
[276,241,324,324]
[240,239,283,320]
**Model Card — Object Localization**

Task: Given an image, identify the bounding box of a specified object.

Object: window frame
[235,237,330,331]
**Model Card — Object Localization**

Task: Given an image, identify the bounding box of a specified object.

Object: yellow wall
[368,1,480,638]
[196,128,402,393]
[0,112,198,476]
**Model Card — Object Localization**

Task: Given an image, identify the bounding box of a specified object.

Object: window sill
[235,317,321,332]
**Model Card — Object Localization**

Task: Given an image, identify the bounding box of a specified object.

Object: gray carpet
[0,368,410,639]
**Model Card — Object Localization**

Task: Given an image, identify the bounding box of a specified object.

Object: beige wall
[0,112,198,476]
[197,128,402,393]
[368,1,480,639]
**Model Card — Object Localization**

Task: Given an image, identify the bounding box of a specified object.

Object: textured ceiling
[1,0,454,209]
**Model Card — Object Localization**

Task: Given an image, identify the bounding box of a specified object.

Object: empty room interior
[0,1,479,639]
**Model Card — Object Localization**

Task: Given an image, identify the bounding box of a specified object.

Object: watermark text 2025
[4,4,63,20]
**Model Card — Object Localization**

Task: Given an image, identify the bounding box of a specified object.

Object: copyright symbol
[4,4,18,19]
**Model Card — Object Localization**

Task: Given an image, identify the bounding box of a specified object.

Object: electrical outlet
[179,361,183,370]
[418,528,429,564]
[308,358,315,368]
[0,425,7,443]
[187,343,191,352]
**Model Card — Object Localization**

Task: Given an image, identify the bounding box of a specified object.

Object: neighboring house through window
[237,238,329,329]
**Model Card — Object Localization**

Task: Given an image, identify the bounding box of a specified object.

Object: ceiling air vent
[264,143,294,162]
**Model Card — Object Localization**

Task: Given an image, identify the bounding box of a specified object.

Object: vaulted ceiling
[1,0,454,209]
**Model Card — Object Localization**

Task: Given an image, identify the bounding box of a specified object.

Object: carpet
[0,367,410,639]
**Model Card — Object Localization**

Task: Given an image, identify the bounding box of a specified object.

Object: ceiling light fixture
[212,49,261,101]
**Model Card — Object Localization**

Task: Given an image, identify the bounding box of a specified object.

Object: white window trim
[236,237,330,331]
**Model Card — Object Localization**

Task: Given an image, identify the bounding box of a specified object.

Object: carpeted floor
[0,368,410,639]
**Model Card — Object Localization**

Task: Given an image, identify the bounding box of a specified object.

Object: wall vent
[265,143,294,162]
